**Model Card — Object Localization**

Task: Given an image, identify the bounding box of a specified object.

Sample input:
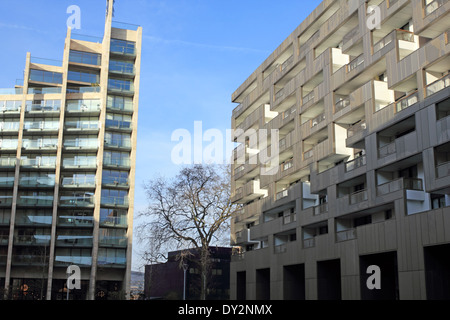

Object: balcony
[58,215,93,227]
[0,158,16,169]
[61,176,96,189]
[99,236,127,248]
[103,158,131,169]
[101,196,129,208]
[104,139,132,150]
[100,215,128,228]
[345,155,366,172]
[105,119,132,131]
[313,203,329,216]
[436,161,450,178]
[376,177,423,196]
[67,86,101,94]
[26,103,60,114]
[59,195,95,208]
[0,196,13,207]
[18,176,55,188]
[56,234,93,247]
[17,195,53,207]
[349,189,368,205]
[28,87,62,95]
[424,0,446,15]
[0,88,23,95]
[24,121,59,133]
[22,140,58,151]
[21,158,56,169]
[426,74,450,98]
[395,91,419,113]
[14,235,51,246]
[336,228,357,242]
[63,139,98,150]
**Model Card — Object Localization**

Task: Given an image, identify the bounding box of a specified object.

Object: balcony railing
[335,97,350,113]
[61,176,96,188]
[347,54,364,72]
[313,203,328,215]
[276,189,288,201]
[104,139,132,149]
[349,189,368,205]
[59,196,95,207]
[380,177,423,195]
[373,31,395,54]
[303,238,315,248]
[64,139,98,149]
[336,229,357,242]
[28,87,61,94]
[281,159,293,171]
[436,161,450,178]
[0,88,23,95]
[426,74,450,97]
[303,148,313,160]
[103,158,131,168]
[378,141,396,158]
[396,91,419,113]
[100,216,128,227]
[101,196,129,207]
[310,113,325,128]
[274,243,287,254]
[67,86,101,94]
[345,156,366,172]
[425,0,446,15]
[347,120,367,138]
[302,90,315,104]
[21,158,56,168]
[0,158,16,168]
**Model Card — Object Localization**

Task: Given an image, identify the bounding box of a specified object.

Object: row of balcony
[0,195,129,208]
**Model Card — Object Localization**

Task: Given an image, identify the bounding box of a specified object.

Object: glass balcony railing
[28,87,62,94]
[105,119,132,130]
[0,158,16,168]
[17,196,54,206]
[67,86,101,94]
[0,177,15,187]
[97,256,126,267]
[19,177,55,188]
[65,121,99,131]
[102,176,129,186]
[21,158,56,168]
[426,74,450,97]
[63,139,98,149]
[14,234,51,245]
[0,88,23,95]
[22,140,58,150]
[345,156,366,172]
[104,139,132,149]
[61,176,95,187]
[103,158,131,167]
[26,103,60,113]
[59,195,95,207]
[0,196,13,206]
[425,0,446,15]
[24,121,59,131]
[69,50,101,66]
[54,255,92,267]
[100,215,127,227]
[101,196,129,207]
[55,234,93,247]
[58,215,93,227]
[62,158,97,168]
[99,236,127,247]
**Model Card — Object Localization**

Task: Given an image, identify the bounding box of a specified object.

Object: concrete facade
[230,0,450,300]
[0,1,141,300]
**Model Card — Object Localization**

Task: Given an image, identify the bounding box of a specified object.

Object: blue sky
[0,0,322,271]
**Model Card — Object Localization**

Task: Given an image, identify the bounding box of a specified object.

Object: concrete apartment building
[0,1,141,300]
[230,0,450,300]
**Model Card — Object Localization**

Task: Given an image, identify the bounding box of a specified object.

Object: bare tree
[137,164,238,300]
